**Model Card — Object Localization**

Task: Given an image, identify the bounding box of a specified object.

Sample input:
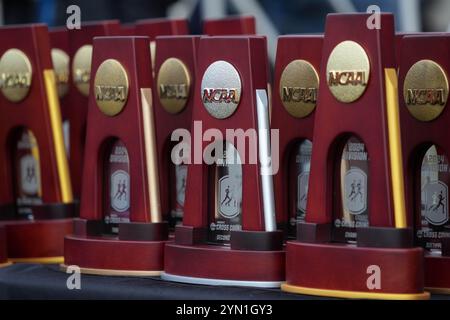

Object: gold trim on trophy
[141,88,162,223]
[0,48,32,102]
[44,69,73,203]
[326,40,370,103]
[279,59,319,118]
[94,59,129,117]
[403,59,449,122]
[157,57,191,114]
[72,44,93,96]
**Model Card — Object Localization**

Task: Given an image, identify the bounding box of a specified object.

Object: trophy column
[0,24,76,263]
[272,35,322,237]
[65,21,120,200]
[63,36,169,276]
[281,13,429,299]
[162,36,285,287]
[398,34,450,294]
[153,36,199,228]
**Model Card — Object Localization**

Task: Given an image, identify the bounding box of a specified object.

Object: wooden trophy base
[282,241,429,299]
[163,226,285,287]
[424,253,450,294]
[63,219,168,276]
[1,219,73,264]
[0,226,11,267]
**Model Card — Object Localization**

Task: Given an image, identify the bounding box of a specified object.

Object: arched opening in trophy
[166,139,189,229]
[102,138,130,235]
[206,140,243,246]
[9,127,42,219]
[287,139,312,239]
[415,143,450,254]
[332,135,370,244]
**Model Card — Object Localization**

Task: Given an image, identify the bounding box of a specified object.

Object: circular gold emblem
[0,49,32,102]
[201,60,241,119]
[51,48,70,98]
[279,59,319,118]
[403,59,448,122]
[94,59,129,117]
[156,57,191,114]
[72,44,92,96]
[326,40,370,103]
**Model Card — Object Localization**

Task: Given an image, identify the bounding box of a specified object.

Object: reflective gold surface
[94,59,129,116]
[156,57,191,114]
[72,44,92,96]
[279,59,318,118]
[0,48,32,102]
[403,59,448,122]
[326,40,370,103]
[51,48,70,98]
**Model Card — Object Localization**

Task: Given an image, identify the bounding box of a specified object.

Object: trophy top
[135,18,189,40]
[203,15,256,35]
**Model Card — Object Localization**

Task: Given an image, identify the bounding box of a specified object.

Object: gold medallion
[280,59,319,118]
[201,60,241,119]
[326,40,370,103]
[403,59,448,122]
[157,57,191,114]
[51,48,70,98]
[0,48,32,102]
[94,59,129,116]
[72,44,92,96]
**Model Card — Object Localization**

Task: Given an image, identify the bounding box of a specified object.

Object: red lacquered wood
[165,242,284,281]
[153,36,200,221]
[0,24,66,205]
[120,23,135,36]
[0,226,7,263]
[135,18,189,40]
[80,37,155,223]
[424,254,450,290]
[183,36,269,231]
[285,241,424,294]
[66,21,120,198]
[65,235,165,271]
[203,16,256,35]
[398,34,450,290]
[1,219,72,258]
[272,35,322,228]
[305,13,397,227]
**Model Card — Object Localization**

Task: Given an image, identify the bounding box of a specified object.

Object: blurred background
[1,0,449,63]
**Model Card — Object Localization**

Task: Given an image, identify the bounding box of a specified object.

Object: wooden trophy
[135,18,189,74]
[162,36,285,287]
[398,33,450,294]
[153,36,200,228]
[66,21,120,199]
[203,16,256,35]
[272,35,322,238]
[0,226,10,267]
[0,24,75,263]
[63,36,168,276]
[281,14,429,299]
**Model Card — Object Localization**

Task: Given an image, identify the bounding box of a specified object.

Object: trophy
[0,24,75,263]
[0,226,9,267]
[281,14,429,299]
[135,18,189,73]
[63,36,168,275]
[272,35,322,238]
[203,16,256,35]
[153,36,200,228]
[120,23,135,36]
[50,27,71,162]
[162,36,284,287]
[66,21,120,199]
[398,34,450,293]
